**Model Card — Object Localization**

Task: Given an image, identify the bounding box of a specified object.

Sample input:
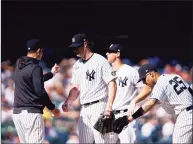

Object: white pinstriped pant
[12,110,44,143]
[173,109,192,143]
[78,99,117,143]
[113,111,137,143]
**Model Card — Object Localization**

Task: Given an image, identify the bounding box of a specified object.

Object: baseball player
[105,44,151,143]
[127,64,193,143]
[12,39,60,143]
[62,33,117,143]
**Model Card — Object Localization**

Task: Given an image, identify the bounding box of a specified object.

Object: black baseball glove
[113,116,129,134]
[93,112,115,134]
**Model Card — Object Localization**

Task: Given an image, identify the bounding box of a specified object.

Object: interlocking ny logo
[118,77,128,87]
[86,70,95,81]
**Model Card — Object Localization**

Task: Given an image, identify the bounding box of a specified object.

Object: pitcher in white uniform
[127,64,193,144]
[62,33,117,143]
[105,44,151,143]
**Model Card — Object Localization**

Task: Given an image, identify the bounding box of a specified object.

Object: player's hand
[128,115,134,123]
[103,110,112,119]
[51,63,60,75]
[127,102,136,116]
[62,103,68,112]
[51,108,60,117]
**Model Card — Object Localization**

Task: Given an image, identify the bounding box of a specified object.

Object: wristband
[132,107,144,119]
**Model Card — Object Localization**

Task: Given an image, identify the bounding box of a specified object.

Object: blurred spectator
[66,132,79,143]
[141,117,158,137]
[2,101,13,123]
[4,78,15,106]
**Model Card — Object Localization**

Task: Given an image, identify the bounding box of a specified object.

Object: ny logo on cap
[145,70,148,72]
[28,48,31,50]
[72,37,75,42]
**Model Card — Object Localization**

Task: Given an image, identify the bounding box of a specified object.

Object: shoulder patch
[111,71,116,76]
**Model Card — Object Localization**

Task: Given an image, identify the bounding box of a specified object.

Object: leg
[12,114,26,143]
[115,112,137,143]
[173,123,192,143]
[20,112,45,143]
[91,101,118,143]
[173,110,192,143]
[78,108,94,143]
[118,122,137,143]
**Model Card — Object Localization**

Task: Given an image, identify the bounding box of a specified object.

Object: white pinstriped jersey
[112,64,141,110]
[150,74,192,115]
[71,53,117,104]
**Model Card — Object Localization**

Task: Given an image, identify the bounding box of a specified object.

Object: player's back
[154,74,192,115]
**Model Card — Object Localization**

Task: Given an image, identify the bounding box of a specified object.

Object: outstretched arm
[131,84,152,105]
[43,63,60,81]
[128,98,158,121]
[128,84,152,115]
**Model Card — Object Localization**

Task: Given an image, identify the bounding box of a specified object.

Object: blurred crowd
[1,56,192,144]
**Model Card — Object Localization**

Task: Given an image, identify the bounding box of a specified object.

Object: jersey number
[169,76,187,95]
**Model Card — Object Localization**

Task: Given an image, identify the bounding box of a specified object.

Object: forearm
[105,80,117,111]
[65,85,80,105]
[42,89,55,110]
[131,98,157,119]
[131,85,152,104]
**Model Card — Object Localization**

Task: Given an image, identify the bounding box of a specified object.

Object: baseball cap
[68,33,87,49]
[26,39,43,52]
[105,44,123,52]
[137,64,156,83]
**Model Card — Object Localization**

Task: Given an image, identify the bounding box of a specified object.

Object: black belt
[113,109,128,114]
[186,105,193,111]
[83,100,99,106]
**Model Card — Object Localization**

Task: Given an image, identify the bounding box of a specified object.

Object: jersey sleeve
[150,83,165,101]
[101,60,117,84]
[71,63,79,85]
[132,69,144,88]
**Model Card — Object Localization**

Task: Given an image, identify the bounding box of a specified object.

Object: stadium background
[1,1,192,144]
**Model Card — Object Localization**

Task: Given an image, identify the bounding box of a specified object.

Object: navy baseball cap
[68,33,87,49]
[27,39,43,52]
[105,44,123,52]
[137,64,156,83]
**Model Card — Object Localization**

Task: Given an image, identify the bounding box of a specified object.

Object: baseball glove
[93,112,115,134]
[113,116,129,134]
